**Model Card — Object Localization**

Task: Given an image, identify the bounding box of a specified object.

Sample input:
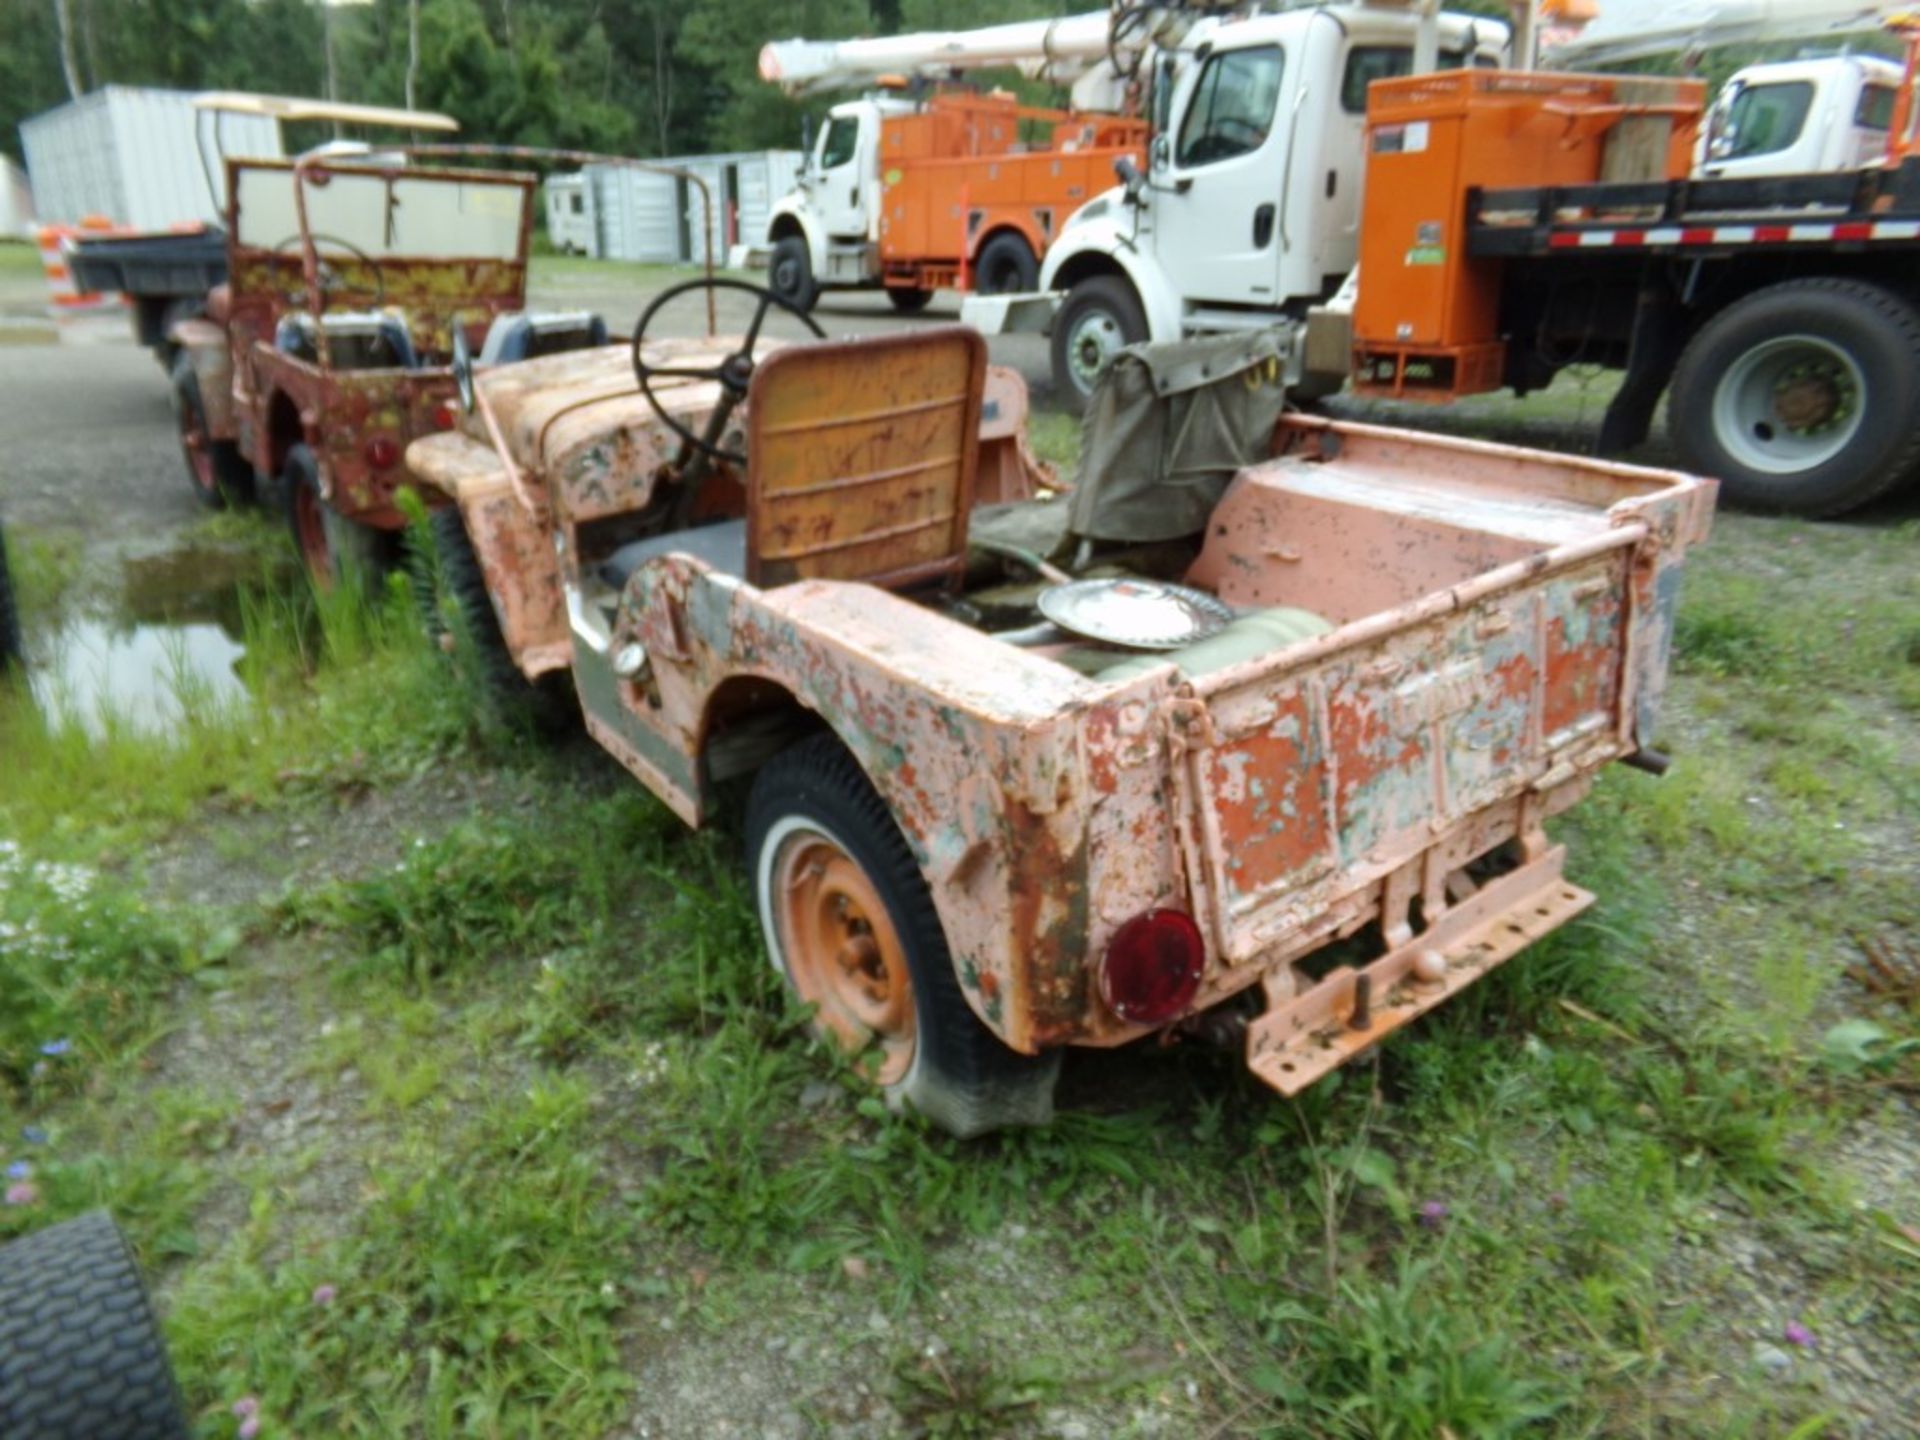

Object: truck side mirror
[1115,154,1146,204]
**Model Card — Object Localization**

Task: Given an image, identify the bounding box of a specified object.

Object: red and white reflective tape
[36,222,128,313]
[1547,219,1920,250]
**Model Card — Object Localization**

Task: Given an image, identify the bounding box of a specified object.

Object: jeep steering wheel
[630,277,824,466]
[269,233,386,307]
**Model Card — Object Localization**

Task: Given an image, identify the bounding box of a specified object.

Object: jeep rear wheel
[283,443,389,590]
[747,733,1059,1137]
[170,355,251,509]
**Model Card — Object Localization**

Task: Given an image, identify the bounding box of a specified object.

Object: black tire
[747,733,1059,1138]
[768,235,818,314]
[886,287,934,314]
[284,443,390,590]
[1051,274,1148,416]
[0,517,21,673]
[169,355,252,509]
[429,505,575,735]
[1668,278,1920,516]
[0,1211,188,1440]
[973,232,1038,296]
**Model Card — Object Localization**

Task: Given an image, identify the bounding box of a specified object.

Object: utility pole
[52,0,83,100]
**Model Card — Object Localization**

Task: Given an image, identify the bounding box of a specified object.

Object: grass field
[1,424,1915,1436]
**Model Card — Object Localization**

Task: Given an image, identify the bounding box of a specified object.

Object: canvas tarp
[1064,329,1293,547]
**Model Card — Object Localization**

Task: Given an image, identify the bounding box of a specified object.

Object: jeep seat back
[479,310,609,364]
[744,326,986,592]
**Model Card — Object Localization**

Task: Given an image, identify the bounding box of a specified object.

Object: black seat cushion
[600,519,747,592]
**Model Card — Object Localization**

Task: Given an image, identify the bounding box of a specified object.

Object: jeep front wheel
[747,733,1059,1137]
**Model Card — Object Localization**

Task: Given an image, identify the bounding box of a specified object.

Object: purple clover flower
[1783,1320,1815,1349]
[1418,1200,1450,1230]
[238,1418,261,1440]
[231,1396,259,1419]
[4,1181,38,1207]
[311,1283,337,1306]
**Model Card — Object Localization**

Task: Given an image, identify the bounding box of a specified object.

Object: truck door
[814,105,870,238]
[1153,42,1290,306]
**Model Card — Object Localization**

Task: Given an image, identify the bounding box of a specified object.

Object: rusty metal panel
[745,327,985,590]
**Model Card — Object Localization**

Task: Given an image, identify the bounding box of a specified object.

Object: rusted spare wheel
[746,732,1059,1138]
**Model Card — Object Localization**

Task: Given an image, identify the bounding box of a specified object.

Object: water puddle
[19,543,290,738]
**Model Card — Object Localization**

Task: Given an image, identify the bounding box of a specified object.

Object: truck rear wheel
[1669,278,1920,516]
[769,236,818,314]
[0,1211,188,1439]
[170,355,251,509]
[1052,275,1146,415]
[974,232,1038,296]
[747,733,1059,1138]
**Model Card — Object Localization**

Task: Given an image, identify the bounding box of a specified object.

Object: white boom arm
[758,11,1124,95]
[1541,0,1904,67]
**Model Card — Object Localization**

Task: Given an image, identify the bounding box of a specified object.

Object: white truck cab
[1696,54,1901,180]
[967,5,1505,408]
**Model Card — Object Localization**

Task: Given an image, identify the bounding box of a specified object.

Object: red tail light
[364,436,400,470]
[1099,909,1204,1024]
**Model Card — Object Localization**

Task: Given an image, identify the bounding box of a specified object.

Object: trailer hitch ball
[1099,908,1205,1025]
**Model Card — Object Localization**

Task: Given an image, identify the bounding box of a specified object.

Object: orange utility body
[1352,69,1703,400]
[875,92,1145,294]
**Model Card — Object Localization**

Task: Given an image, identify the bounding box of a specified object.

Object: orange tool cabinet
[1352,70,1702,400]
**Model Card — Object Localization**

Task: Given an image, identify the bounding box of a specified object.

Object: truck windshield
[1717,81,1814,159]
[819,115,860,170]
[1176,45,1284,167]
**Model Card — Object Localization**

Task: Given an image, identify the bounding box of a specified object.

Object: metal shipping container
[583,150,803,264]
[584,162,680,263]
[20,87,281,229]
[0,157,35,240]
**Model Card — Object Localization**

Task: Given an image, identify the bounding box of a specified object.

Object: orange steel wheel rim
[772,828,916,1085]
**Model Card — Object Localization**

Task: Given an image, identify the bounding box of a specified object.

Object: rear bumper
[1246,844,1592,1094]
[960,290,1061,337]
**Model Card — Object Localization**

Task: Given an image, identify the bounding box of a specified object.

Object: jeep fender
[169,319,237,440]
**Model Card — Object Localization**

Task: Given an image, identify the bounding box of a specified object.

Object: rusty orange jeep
[407,281,1714,1136]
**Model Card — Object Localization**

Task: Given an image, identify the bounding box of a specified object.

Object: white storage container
[0,158,35,240]
[20,87,282,229]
